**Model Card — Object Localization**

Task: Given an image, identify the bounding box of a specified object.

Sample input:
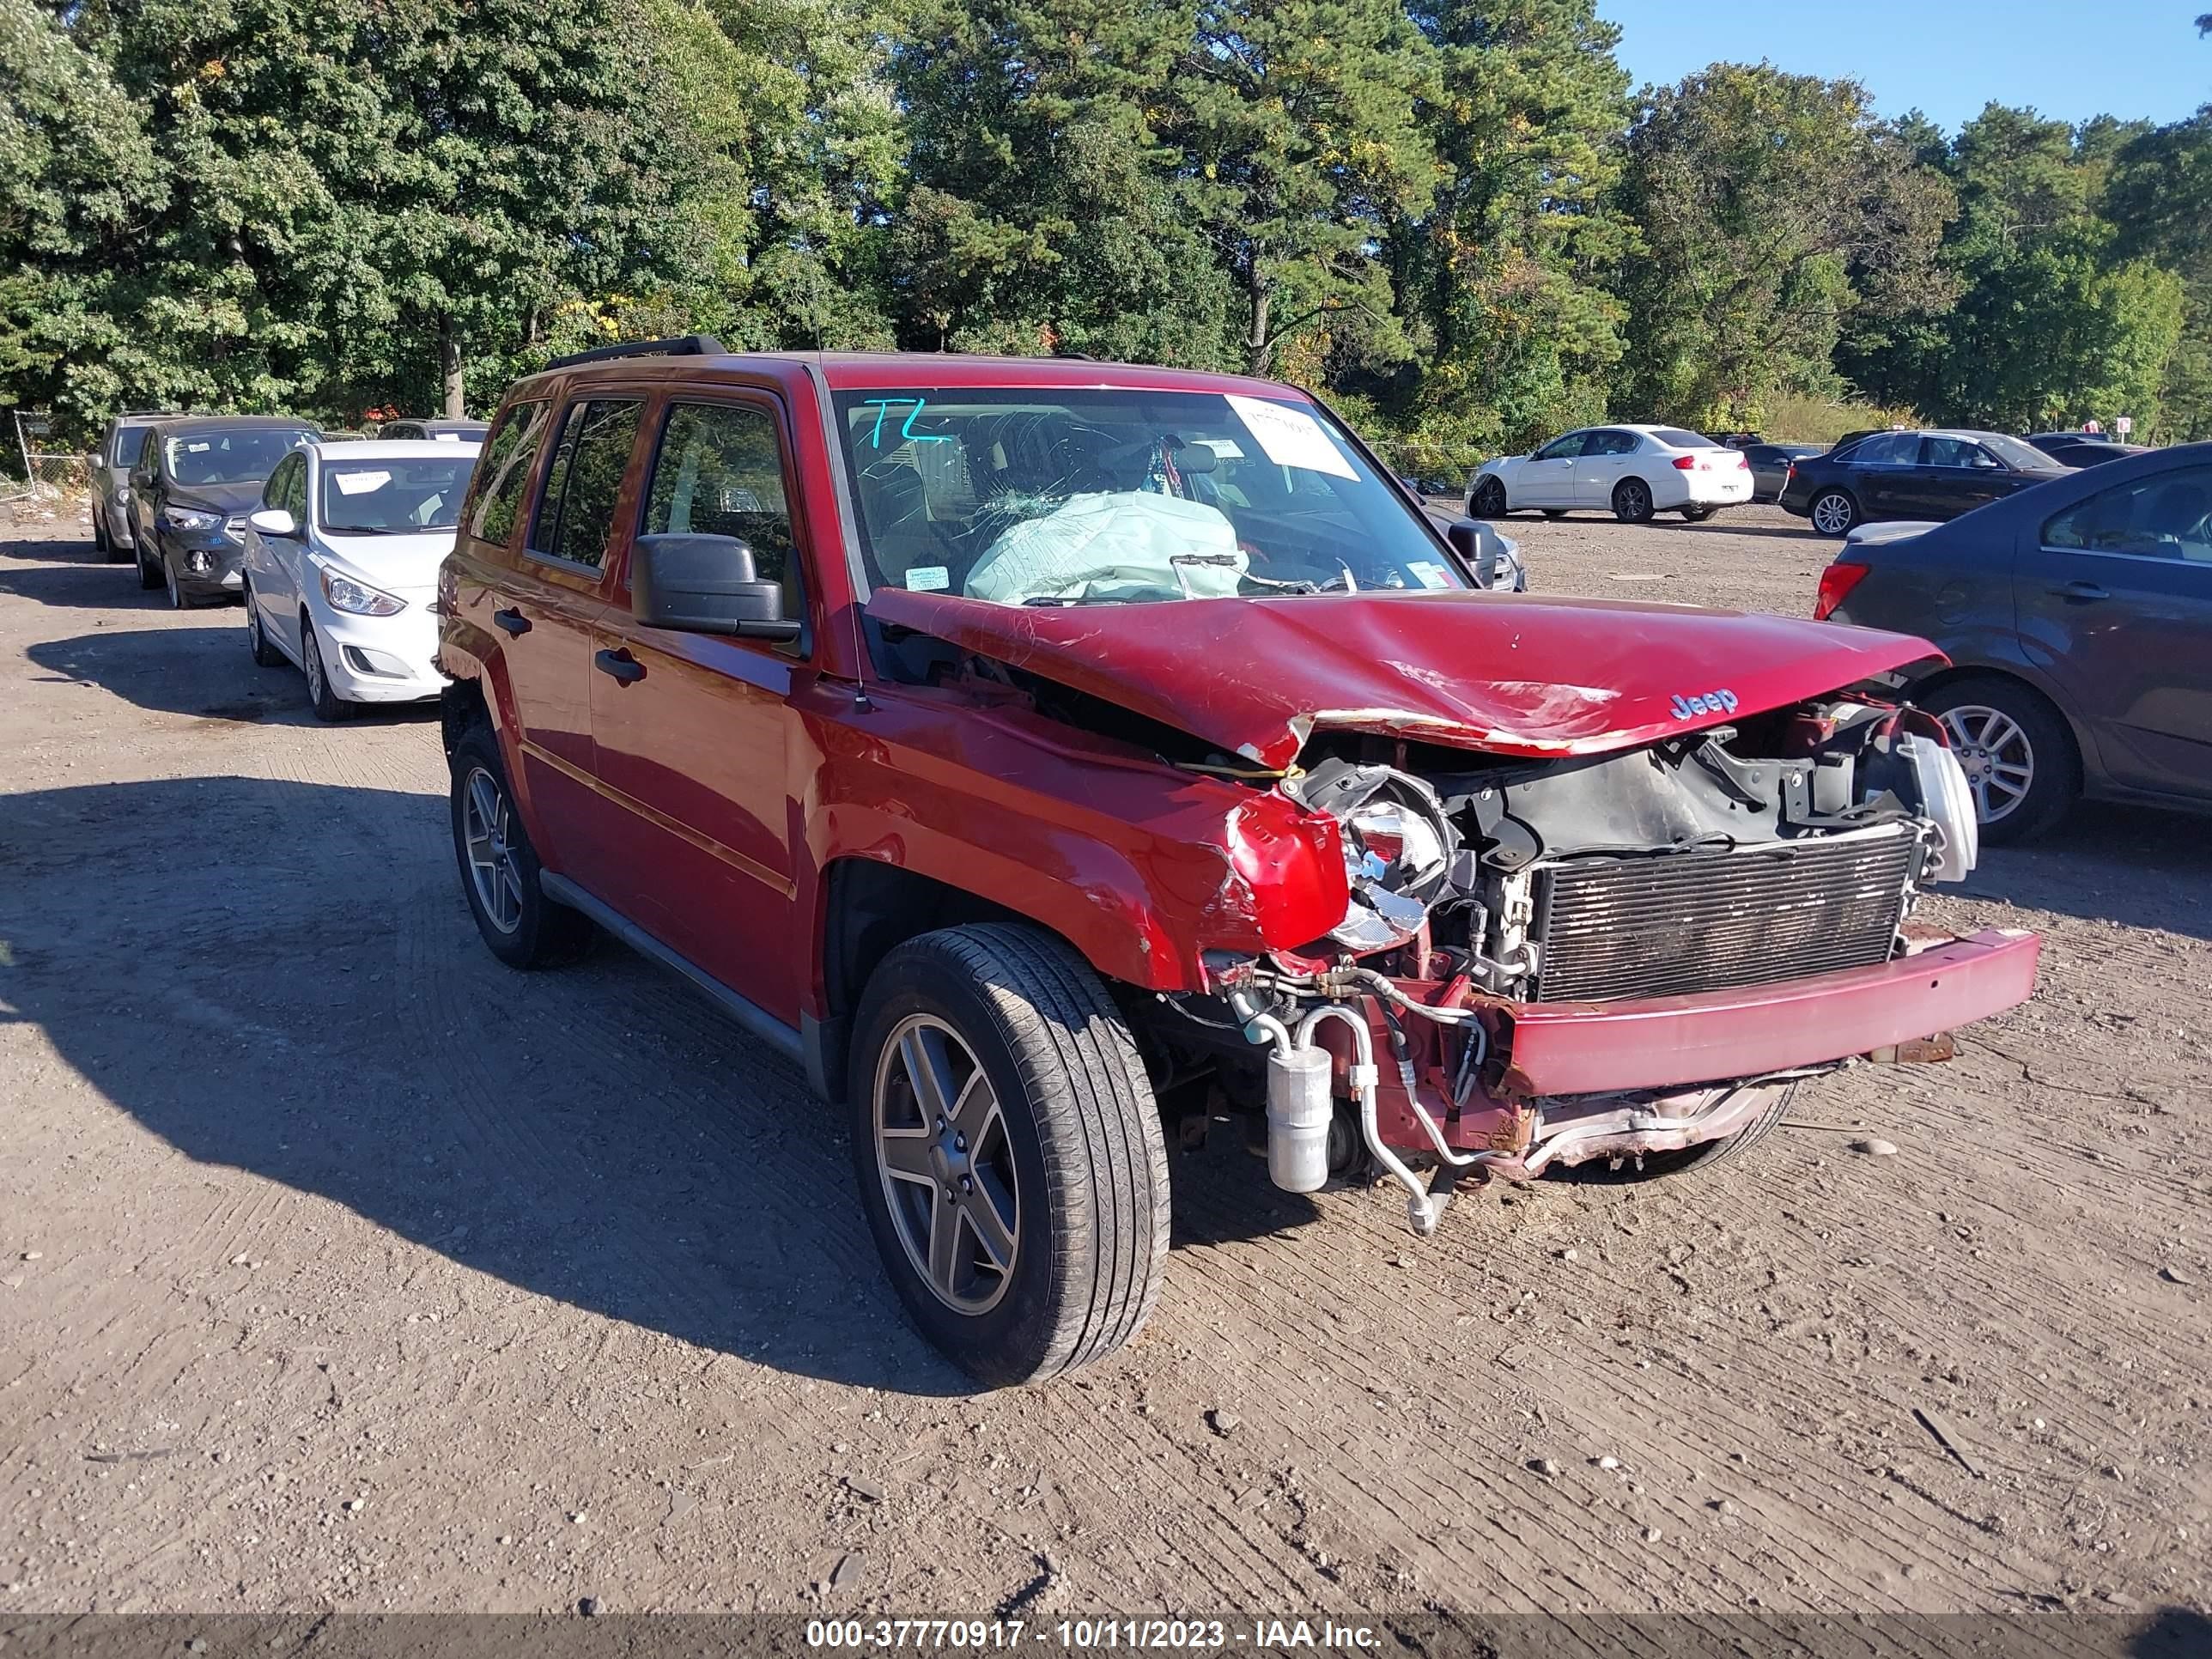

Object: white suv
[240,440,481,720]
[1468,424,1754,524]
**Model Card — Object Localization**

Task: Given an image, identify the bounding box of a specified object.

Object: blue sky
[1598,1,2212,135]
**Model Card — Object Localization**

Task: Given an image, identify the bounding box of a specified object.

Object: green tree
[888,0,1236,362]
[1615,64,1954,429]
[2107,110,2212,440]
[1895,106,2185,433]
[1385,0,1635,459]
[0,0,164,430]
[1169,0,1447,378]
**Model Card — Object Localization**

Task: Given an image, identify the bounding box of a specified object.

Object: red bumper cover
[1497,928,2040,1097]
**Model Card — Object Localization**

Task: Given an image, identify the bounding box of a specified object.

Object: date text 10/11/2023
[805,1620,1381,1650]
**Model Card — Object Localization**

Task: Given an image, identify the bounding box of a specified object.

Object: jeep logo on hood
[1670,688,1740,720]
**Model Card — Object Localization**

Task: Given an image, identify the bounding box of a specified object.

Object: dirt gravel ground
[2,497,2208,1628]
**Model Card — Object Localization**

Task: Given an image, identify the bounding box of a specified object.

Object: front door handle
[594,647,646,685]
[2050,580,2109,602]
[492,607,531,636]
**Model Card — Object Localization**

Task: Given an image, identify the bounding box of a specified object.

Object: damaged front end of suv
[869,585,2041,1236]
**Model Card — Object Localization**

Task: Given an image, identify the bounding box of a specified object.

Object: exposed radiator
[1530,827,1919,1004]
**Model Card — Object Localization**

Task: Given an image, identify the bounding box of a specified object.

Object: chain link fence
[3,411,94,505]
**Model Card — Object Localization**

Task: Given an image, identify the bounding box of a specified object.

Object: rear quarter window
[467,400,554,546]
[1650,428,1718,448]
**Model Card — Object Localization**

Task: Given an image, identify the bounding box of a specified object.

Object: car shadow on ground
[1954,802,2210,943]
[27,627,437,727]
[0,774,1315,1397]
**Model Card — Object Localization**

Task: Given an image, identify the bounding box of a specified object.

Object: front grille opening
[1531,830,1917,1003]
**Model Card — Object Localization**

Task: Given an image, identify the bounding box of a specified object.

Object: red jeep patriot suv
[437,337,2039,1386]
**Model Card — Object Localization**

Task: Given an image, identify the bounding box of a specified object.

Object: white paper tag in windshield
[1407,560,1454,590]
[433,433,462,442]
[332,470,391,495]
[1224,395,1356,480]
[903,565,951,592]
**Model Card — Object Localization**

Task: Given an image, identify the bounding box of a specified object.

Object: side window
[2044,465,2212,562]
[468,399,554,546]
[1534,432,1586,461]
[286,457,311,520]
[1854,432,1916,466]
[1923,436,1995,469]
[531,398,643,571]
[261,454,295,509]
[1594,430,1639,456]
[641,402,797,602]
[135,430,158,474]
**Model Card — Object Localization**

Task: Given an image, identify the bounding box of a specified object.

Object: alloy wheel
[1618,479,1650,521]
[304,628,325,702]
[1938,704,2035,824]
[461,765,525,934]
[872,1013,1019,1316]
[1812,493,1855,535]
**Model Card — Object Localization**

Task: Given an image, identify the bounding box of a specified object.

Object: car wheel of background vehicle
[1918,676,2080,843]
[1611,478,1655,523]
[447,724,594,969]
[1540,508,1569,520]
[243,584,284,666]
[137,548,161,590]
[299,619,355,721]
[163,558,195,611]
[1472,477,1508,519]
[1810,489,1859,537]
[848,923,1170,1389]
[1680,506,1717,522]
[1552,1084,1796,1184]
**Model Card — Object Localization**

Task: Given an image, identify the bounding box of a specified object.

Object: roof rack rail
[545,333,727,371]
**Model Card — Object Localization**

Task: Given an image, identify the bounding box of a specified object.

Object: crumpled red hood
[867,588,1943,770]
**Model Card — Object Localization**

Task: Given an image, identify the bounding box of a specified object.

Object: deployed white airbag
[964,491,1245,605]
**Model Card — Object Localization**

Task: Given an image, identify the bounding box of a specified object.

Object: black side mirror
[1444,517,1501,587]
[631,532,799,641]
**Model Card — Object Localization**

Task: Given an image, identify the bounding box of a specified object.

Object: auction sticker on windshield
[1224,394,1355,480]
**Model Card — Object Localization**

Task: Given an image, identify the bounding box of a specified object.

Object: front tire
[137,546,161,590]
[849,924,1170,1388]
[1809,489,1859,537]
[1556,1084,1796,1184]
[1612,477,1655,524]
[1471,477,1509,519]
[447,725,595,969]
[300,619,353,721]
[1680,506,1717,522]
[1918,675,2079,842]
[163,558,196,611]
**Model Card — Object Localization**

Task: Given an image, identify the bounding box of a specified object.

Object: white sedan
[1467,424,1753,524]
[240,440,481,720]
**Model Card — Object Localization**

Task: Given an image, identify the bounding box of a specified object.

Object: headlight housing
[319,566,405,617]
[160,506,221,532]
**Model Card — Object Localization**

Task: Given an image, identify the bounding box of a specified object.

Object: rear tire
[848,923,1170,1388]
[1917,674,2079,843]
[447,724,595,969]
[244,584,284,666]
[1471,477,1509,519]
[1612,477,1656,523]
[1810,489,1859,537]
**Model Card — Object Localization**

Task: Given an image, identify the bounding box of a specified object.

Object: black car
[126,416,320,607]
[376,417,489,443]
[2029,436,2146,470]
[1740,441,1826,501]
[1779,428,2069,537]
[1814,441,2212,839]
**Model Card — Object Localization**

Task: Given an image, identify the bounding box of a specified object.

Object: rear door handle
[594,648,645,685]
[492,607,531,636]
[2050,580,2109,602]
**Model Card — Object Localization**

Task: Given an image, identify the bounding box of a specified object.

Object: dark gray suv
[1814,441,2212,840]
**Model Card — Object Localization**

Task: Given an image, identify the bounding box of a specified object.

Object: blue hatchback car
[1814,441,2212,841]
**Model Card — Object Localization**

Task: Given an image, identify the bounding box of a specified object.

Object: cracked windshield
[835,388,1468,605]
